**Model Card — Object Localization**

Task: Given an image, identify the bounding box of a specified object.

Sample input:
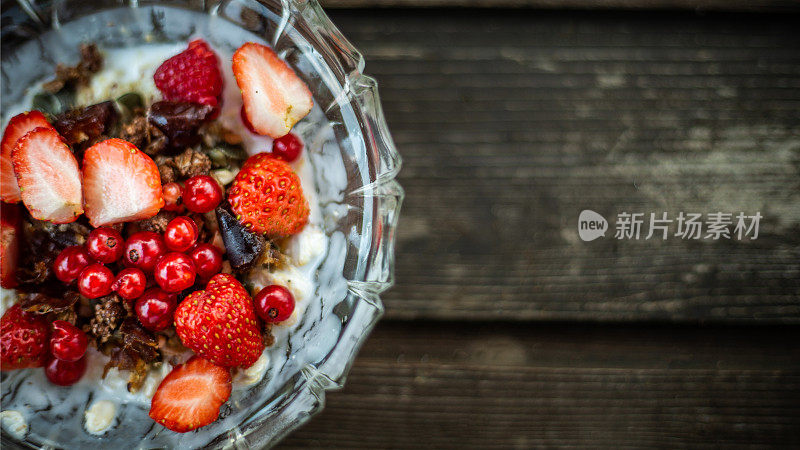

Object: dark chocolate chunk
[216,205,266,271]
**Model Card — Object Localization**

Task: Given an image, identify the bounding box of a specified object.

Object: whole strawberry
[227,153,309,238]
[154,39,223,108]
[1,304,50,371]
[174,274,263,368]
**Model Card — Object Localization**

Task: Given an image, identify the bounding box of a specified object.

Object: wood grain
[281,322,800,448]
[323,0,800,11]
[328,10,800,323]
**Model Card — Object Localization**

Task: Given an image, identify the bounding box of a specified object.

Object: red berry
[228,154,309,237]
[49,320,88,362]
[240,106,258,134]
[154,252,196,293]
[154,39,223,110]
[189,243,223,281]
[44,355,87,386]
[232,42,312,138]
[272,133,303,162]
[123,231,167,273]
[163,182,183,212]
[149,356,232,433]
[253,285,295,323]
[112,268,147,301]
[53,245,92,283]
[86,227,124,263]
[77,263,114,299]
[82,138,164,227]
[1,304,50,370]
[182,175,222,214]
[164,216,199,252]
[174,274,263,367]
[134,288,178,332]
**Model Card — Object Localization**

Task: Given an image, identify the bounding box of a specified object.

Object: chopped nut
[89,295,125,344]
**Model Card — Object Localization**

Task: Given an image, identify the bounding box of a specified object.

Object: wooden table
[282,3,800,447]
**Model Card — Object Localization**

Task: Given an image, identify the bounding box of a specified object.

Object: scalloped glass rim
[0,0,402,448]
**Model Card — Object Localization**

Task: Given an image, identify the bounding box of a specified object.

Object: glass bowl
[0,0,402,447]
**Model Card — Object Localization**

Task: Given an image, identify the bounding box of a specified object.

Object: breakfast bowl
[0,0,402,447]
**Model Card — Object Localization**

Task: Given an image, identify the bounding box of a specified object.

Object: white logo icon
[578,210,608,241]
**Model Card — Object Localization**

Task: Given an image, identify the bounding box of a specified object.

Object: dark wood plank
[280,322,800,448]
[328,10,800,323]
[323,0,800,12]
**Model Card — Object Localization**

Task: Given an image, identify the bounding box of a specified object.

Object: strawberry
[227,153,309,238]
[154,39,223,109]
[149,356,232,433]
[1,111,55,203]
[82,138,164,227]
[1,111,54,204]
[1,202,21,288]
[12,127,83,223]
[1,304,51,371]
[232,42,313,138]
[174,273,263,368]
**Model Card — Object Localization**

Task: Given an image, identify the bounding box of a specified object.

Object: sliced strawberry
[1,202,21,288]
[12,127,83,223]
[232,42,313,138]
[82,138,164,227]
[1,111,54,203]
[149,356,232,433]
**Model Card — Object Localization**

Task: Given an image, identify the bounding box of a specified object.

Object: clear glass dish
[0,0,402,447]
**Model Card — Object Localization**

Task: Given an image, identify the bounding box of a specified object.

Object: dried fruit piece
[147,101,214,151]
[52,101,117,147]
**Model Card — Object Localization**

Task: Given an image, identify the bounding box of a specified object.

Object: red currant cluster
[50,176,226,377]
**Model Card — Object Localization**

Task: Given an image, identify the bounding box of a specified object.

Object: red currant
[163,182,184,212]
[112,268,147,301]
[77,264,114,299]
[134,288,177,332]
[272,133,303,162]
[123,231,167,273]
[153,252,196,293]
[164,216,199,252]
[253,285,296,323]
[44,355,87,386]
[86,227,124,263]
[183,175,222,214]
[53,246,93,283]
[240,105,257,134]
[189,243,223,281]
[50,320,88,362]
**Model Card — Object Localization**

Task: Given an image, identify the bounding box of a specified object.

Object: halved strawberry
[12,127,83,223]
[82,138,164,227]
[149,356,232,433]
[232,42,313,138]
[1,202,21,288]
[1,111,54,203]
